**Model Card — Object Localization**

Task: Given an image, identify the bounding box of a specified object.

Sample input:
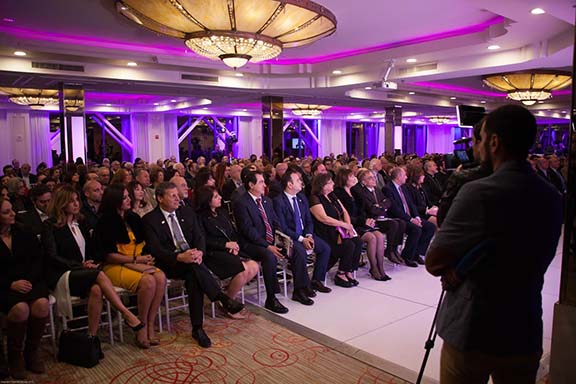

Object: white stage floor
[244,243,562,383]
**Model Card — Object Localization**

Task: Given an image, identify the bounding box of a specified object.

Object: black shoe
[311,280,332,293]
[292,289,314,306]
[192,328,212,348]
[334,274,353,288]
[386,251,402,264]
[403,259,418,268]
[265,297,289,314]
[416,256,425,265]
[219,294,244,314]
[303,286,317,298]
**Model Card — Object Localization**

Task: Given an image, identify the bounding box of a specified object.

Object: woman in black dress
[334,169,390,281]
[0,197,49,379]
[44,185,145,348]
[309,173,362,288]
[195,186,258,317]
[404,166,438,228]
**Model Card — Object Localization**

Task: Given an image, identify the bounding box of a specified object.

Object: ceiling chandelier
[428,116,452,124]
[1,88,85,111]
[289,104,329,117]
[482,71,572,106]
[116,0,337,69]
[8,92,59,110]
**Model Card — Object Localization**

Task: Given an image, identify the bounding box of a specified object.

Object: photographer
[426,105,563,383]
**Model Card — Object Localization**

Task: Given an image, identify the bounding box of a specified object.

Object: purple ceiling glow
[267,16,506,65]
[0,25,188,57]
[412,81,506,97]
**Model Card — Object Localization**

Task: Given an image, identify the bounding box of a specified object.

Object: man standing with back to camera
[426,105,563,383]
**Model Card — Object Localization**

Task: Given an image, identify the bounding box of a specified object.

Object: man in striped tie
[233,171,289,314]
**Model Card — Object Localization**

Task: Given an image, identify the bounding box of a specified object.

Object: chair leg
[211,302,216,319]
[157,307,163,333]
[48,304,56,358]
[117,310,124,343]
[256,269,262,306]
[164,285,171,333]
[282,267,288,299]
[241,285,245,304]
[106,300,114,345]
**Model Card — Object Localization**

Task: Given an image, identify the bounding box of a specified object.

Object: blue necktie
[293,197,303,236]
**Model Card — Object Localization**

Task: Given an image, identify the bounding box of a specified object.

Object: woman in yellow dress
[95,184,166,348]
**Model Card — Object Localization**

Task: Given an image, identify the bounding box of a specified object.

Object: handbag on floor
[58,330,101,368]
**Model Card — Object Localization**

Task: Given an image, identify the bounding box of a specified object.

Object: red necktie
[256,198,274,244]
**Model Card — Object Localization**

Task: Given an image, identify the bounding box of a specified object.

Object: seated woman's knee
[139,273,155,292]
[89,284,102,299]
[9,302,30,320]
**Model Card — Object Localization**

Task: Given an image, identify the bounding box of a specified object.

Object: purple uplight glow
[0,25,190,57]
[412,82,506,97]
[268,16,506,65]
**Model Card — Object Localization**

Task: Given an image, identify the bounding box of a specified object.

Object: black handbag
[57,331,102,368]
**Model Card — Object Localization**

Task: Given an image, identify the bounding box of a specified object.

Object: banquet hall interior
[0,0,574,383]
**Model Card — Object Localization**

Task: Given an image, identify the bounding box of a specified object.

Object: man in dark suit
[351,169,405,264]
[221,164,242,201]
[273,168,332,297]
[16,184,51,235]
[422,159,443,206]
[170,175,194,207]
[19,163,37,188]
[232,171,290,313]
[546,155,566,195]
[384,167,435,267]
[142,182,243,348]
[81,180,103,230]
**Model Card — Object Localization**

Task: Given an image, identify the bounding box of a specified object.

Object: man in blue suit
[274,168,332,297]
[233,171,304,313]
[383,167,435,267]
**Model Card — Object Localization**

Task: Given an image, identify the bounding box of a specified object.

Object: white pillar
[131,113,150,162]
[319,119,346,157]
[237,116,262,158]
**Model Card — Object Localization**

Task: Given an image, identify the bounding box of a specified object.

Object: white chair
[113,287,163,343]
[162,279,188,332]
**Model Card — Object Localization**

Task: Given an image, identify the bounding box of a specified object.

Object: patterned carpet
[33,308,410,384]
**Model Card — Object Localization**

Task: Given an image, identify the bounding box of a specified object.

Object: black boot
[24,316,48,374]
[7,320,27,380]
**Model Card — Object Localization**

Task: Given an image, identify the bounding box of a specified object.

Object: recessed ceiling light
[450,97,457,100]
[408,91,415,95]
[394,105,402,108]
[538,101,544,104]
[203,107,208,110]
[406,58,417,63]
[242,109,247,111]
[364,86,372,90]
[480,100,486,104]
[13,50,27,56]
[487,45,500,50]
[171,99,177,102]
[153,103,159,106]
[531,8,545,15]
[235,72,244,77]
[332,70,342,75]
[562,111,567,114]
[127,61,138,67]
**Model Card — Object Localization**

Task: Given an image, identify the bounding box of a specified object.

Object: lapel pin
[161,220,166,225]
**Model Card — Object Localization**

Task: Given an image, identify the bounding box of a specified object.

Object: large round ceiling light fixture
[482,71,571,106]
[116,0,337,69]
[288,104,330,118]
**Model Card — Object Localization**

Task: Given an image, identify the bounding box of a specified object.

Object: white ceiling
[0,0,573,121]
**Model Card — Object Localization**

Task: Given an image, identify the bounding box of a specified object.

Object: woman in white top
[44,185,147,350]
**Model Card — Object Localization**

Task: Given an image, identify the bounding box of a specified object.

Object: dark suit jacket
[16,207,45,235]
[199,210,240,252]
[43,219,96,288]
[383,183,418,222]
[267,178,283,199]
[422,173,443,205]
[221,178,240,201]
[233,192,280,248]
[350,183,391,218]
[142,206,206,273]
[548,168,566,194]
[273,192,313,241]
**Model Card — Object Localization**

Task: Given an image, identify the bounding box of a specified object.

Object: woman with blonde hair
[44,185,146,351]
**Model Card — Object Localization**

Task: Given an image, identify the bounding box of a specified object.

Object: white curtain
[131,113,150,162]
[164,114,178,159]
[426,125,454,154]
[29,111,52,167]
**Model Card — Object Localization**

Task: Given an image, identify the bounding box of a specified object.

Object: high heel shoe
[125,320,149,349]
[345,273,359,286]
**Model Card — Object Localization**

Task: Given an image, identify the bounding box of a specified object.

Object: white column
[164,114,178,160]
[377,124,386,156]
[0,111,9,167]
[319,119,346,157]
[237,116,262,158]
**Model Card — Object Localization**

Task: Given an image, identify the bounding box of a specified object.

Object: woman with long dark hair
[44,185,145,351]
[309,173,362,287]
[0,196,49,379]
[96,184,166,347]
[127,180,153,217]
[195,186,258,318]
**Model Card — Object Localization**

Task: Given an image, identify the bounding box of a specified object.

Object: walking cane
[416,289,446,384]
